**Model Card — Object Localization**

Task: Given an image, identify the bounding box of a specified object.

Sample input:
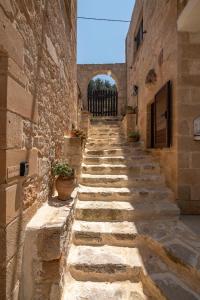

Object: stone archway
[77,63,127,116]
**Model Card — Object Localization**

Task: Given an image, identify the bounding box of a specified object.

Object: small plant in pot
[70,128,86,144]
[52,161,75,201]
[128,131,140,142]
[126,106,135,114]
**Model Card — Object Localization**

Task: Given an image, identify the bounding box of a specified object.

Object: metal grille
[88,90,118,117]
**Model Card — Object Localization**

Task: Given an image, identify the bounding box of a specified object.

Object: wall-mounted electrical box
[194,116,200,141]
[20,161,29,176]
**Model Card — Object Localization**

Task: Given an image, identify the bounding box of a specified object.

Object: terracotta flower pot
[55,175,75,201]
[70,132,77,138]
[128,136,140,143]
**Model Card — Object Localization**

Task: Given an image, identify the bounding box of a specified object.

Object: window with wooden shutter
[135,19,144,51]
[154,81,172,148]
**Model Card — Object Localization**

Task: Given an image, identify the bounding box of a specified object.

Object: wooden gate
[88,90,118,116]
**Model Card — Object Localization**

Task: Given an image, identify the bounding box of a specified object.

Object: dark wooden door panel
[154,81,172,148]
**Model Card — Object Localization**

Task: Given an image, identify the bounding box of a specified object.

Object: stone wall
[126,0,200,214]
[0,1,78,299]
[126,0,178,195]
[78,63,127,116]
[177,31,200,213]
[20,199,75,300]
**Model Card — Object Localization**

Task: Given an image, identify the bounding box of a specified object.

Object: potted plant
[70,128,86,144]
[52,161,75,201]
[126,106,135,114]
[128,130,140,142]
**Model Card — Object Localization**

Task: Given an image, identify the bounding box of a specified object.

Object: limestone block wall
[126,0,200,214]
[121,113,137,138]
[177,31,200,213]
[79,110,91,137]
[64,137,82,180]
[126,0,178,197]
[78,63,127,116]
[20,200,75,300]
[0,1,78,299]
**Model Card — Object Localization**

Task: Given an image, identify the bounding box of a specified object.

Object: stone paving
[63,118,200,300]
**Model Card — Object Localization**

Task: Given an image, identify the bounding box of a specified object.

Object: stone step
[87,137,126,143]
[75,200,179,222]
[84,148,145,157]
[89,131,122,136]
[68,245,145,282]
[83,155,151,165]
[90,123,121,128]
[68,235,200,299]
[85,142,129,150]
[72,220,139,247]
[90,117,121,123]
[81,162,160,175]
[150,273,200,300]
[80,174,165,188]
[89,126,121,131]
[88,130,122,139]
[63,280,147,300]
[78,185,174,202]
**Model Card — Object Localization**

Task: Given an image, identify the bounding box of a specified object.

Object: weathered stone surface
[0,110,23,150]
[75,199,179,222]
[73,220,139,247]
[1,0,78,298]
[0,8,24,67]
[126,0,178,200]
[0,183,20,225]
[68,245,144,282]
[64,136,82,178]
[164,240,199,267]
[80,173,165,188]
[6,76,38,122]
[152,274,200,300]
[78,64,127,115]
[81,162,160,175]
[64,119,200,299]
[37,227,63,261]
[21,201,75,300]
[83,154,151,165]
[63,280,147,300]
[78,185,173,202]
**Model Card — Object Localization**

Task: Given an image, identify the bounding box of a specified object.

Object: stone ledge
[20,192,76,300]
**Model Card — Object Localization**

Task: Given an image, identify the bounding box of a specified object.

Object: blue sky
[77,0,135,64]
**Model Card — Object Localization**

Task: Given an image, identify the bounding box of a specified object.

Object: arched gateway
[88,74,118,117]
[77,63,127,116]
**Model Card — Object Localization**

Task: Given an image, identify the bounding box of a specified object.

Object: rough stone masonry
[0,1,78,299]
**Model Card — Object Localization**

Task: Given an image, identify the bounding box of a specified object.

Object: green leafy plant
[126,105,134,112]
[71,129,86,140]
[52,162,74,178]
[128,131,140,139]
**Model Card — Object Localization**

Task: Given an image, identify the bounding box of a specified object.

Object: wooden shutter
[154,81,172,148]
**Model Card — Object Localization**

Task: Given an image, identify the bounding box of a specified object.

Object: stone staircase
[63,118,200,300]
